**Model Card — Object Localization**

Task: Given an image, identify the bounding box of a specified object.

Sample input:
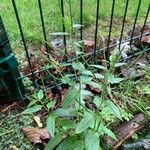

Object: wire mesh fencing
[0,0,150,100]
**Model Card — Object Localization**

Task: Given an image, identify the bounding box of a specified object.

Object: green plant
[22,41,132,150]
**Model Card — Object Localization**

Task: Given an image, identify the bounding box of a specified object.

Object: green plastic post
[0,16,24,101]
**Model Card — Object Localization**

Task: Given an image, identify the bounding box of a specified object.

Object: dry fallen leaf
[22,128,50,144]
[33,116,43,128]
[83,40,94,53]
[12,145,19,150]
[141,35,150,47]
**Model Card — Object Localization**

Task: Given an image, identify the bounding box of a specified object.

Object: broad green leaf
[61,74,74,85]
[56,135,84,150]
[47,116,55,138]
[85,130,100,150]
[106,73,123,84]
[114,63,126,67]
[62,88,79,108]
[109,53,117,62]
[47,101,56,110]
[80,75,92,84]
[88,81,102,90]
[104,100,122,120]
[27,99,37,107]
[72,62,85,72]
[22,105,42,114]
[81,89,93,100]
[106,73,114,84]
[112,77,124,84]
[102,126,117,140]
[94,73,104,79]
[75,112,94,133]
[37,90,44,100]
[44,133,66,150]
[90,65,107,71]
[58,119,76,128]
[51,108,74,117]
[82,70,93,76]
[93,96,103,108]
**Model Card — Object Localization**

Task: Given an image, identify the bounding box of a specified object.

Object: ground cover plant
[0,0,150,150]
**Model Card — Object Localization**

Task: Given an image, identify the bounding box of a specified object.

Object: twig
[114,125,144,150]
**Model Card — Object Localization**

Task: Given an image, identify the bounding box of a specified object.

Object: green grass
[0,0,149,48]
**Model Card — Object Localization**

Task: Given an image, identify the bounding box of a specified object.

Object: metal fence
[0,0,150,101]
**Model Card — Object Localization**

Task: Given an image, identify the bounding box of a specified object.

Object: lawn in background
[0,0,149,47]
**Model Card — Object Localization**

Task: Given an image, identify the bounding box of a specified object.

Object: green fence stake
[0,16,24,102]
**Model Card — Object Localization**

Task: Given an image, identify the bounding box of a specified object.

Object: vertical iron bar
[60,0,67,55]
[139,4,150,42]
[38,0,49,54]
[119,0,129,51]
[106,0,116,61]
[80,0,83,41]
[69,0,73,36]
[93,0,100,63]
[11,0,37,87]
[130,0,142,46]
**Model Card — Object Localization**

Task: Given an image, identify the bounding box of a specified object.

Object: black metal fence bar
[80,0,83,41]
[38,0,49,54]
[60,0,67,55]
[118,0,129,51]
[140,3,150,42]
[106,0,116,61]
[94,0,100,62]
[130,0,142,46]
[11,0,37,87]
[69,0,73,36]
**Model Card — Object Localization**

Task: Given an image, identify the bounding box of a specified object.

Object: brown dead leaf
[33,116,43,128]
[22,128,50,144]
[141,35,150,47]
[84,40,94,53]
[12,145,19,150]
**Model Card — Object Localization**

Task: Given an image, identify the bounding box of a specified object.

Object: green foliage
[104,100,122,120]
[106,73,124,84]
[22,105,42,114]
[75,112,95,134]
[22,49,126,149]
[0,113,33,149]
[62,87,80,108]
[47,101,56,110]
[47,116,55,138]
[101,126,117,140]
[37,89,44,100]
[45,133,66,150]
[85,130,100,150]
[1,1,150,149]
[56,135,85,150]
